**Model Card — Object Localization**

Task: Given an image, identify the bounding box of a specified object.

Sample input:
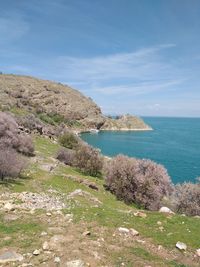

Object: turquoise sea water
[81,117,200,183]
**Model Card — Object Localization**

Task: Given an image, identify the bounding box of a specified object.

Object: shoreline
[74,127,153,135]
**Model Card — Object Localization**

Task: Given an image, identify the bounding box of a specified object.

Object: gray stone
[0,250,23,263]
[42,241,49,251]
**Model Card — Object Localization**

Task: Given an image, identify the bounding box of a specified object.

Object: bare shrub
[174,180,200,216]
[0,146,25,180]
[59,131,79,149]
[15,134,35,156]
[104,155,173,210]
[0,112,34,156]
[56,148,75,165]
[0,112,18,140]
[17,114,43,132]
[73,144,103,177]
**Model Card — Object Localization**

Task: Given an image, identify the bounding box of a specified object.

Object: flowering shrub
[104,154,173,210]
[174,180,200,216]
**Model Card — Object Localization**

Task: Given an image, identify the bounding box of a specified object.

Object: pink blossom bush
[104,154,173,210]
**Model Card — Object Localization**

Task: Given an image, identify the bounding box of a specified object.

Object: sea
[81,117,200,184]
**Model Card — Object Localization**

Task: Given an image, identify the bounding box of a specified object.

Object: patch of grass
[34,136,60,156]
[0,215,45,251]
[9,107,30,116]
[131,247,161,261]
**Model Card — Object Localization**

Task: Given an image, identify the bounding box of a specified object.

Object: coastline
[74,126,153,135]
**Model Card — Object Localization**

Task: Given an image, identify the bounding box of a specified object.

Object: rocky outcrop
[101,114,152,131]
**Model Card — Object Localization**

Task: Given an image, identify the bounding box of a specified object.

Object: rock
[82,231,91,236]
[42,241,49,251]
[54,256,61,263]
[65,259,85,267]
[159,207,174,214]
[157,221,162,225]
[46,212,52,216]
[33,249,40,256]
[133,211,147,218]
[176,241,187,251]
[118,227,130,234]
[4,202,15,211]
[130,228,139,236]
[40,231,48,236]
[0,250,23,263]
[196,249,200,257]
[118,227,139,237]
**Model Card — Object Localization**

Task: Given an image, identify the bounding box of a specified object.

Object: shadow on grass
[0,174,32,188]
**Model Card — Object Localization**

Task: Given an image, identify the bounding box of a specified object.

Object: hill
[0,74,151,132]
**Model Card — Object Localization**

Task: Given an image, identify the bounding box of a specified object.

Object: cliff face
[0,74,151,131]
[0,74,105,129]
[101,115,152,131]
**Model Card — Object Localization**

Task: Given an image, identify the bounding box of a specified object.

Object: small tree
[0,112,34,156]
[59,132,79,149]
[73,144,103,176]
[104,155,173,210]
[56,148,75,166]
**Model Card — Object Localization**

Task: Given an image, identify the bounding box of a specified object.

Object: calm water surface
[81,117,200,183]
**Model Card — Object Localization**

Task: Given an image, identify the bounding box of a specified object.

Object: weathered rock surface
[0,250,23,263]
[101,114,152,131]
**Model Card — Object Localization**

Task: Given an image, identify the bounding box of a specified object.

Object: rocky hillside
[101,115,152,131]
[0,74,105,129]
[0,74,151,132]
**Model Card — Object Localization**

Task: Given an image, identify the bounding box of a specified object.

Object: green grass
[0,214,45,250]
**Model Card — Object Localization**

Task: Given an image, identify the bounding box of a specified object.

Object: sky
[0,0,200,117]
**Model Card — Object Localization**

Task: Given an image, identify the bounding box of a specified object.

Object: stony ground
[0,136,199,267]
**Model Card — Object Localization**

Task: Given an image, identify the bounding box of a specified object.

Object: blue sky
[0,0,200,117]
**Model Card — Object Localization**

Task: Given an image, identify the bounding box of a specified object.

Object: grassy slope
[0,136,199,266]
